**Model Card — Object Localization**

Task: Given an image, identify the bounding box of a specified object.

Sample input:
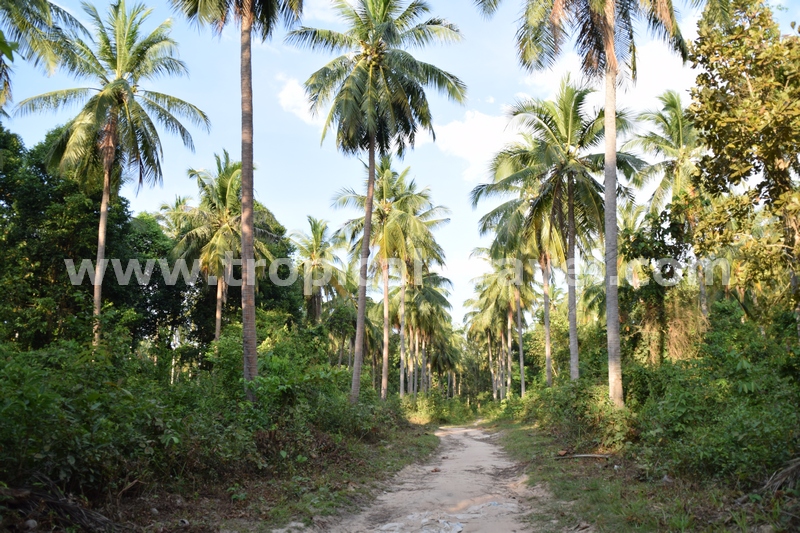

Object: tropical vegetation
[1,0,799,530]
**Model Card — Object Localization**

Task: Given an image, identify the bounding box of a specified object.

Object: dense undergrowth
[0,311,409,510]
[489,300,800,490]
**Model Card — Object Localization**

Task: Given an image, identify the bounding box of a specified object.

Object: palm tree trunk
[412,328,419,396]
[422,336,427,394]
[499,328,506,399]
[568,175,580,380]
[381,258,390,400]
[515,287,525,397]
[348,337,354,369]
[214,277,225,342]
[338,338,344,366]
[240,6,258,402]
[487,331,497,400]
[399,276,407,398]
[312,289,322,323]
[93,117,117,346]
[603,13,624,407]
[506,308,513,395]
[541,255,553,387]
[92,164,111,345]
[350,134,377,403]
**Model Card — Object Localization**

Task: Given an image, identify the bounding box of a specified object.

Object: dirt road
[315,425,534,532]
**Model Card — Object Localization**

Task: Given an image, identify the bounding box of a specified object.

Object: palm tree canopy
[474,0,687,78]
[157,195,192,241]
[0,0,87,109]
[334,156,449,279]
[472,76,643,259]
[15,0,210,186]
[174,150,275,277]
[626,90,702,213]
[290,215,347,298]
[286,0,467,156]
[170,0,303,40]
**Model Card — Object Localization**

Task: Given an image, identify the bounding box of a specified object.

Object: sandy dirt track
[309,425,534,532]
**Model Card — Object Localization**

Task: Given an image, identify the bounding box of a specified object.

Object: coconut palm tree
[170,0,303,399]
[174,151,274,342]
[16,0,209,345]
[467,252,522,396]
[335,157,449,399]
[464,298,500,399]
[406,269,452,394]
[291,216,346,324]
[476,0,687,407]
[288,0,466,403]
[504,79,633,381]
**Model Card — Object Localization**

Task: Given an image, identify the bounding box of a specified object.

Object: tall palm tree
[511,81,600,381]
[0,0,85,110]
[476,0,686,407]
[170,0,303,399]
[472,176,563,388]
[291,216,346,323]
[17,0,209,345]
[174,150,274,342]
[335,157,448,399]
[508,79,644,380]
[290,0,465,402]
[464,297,500,398]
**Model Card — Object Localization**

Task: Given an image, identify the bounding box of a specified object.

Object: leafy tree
[0,124,187,348]
[690,0,800,337]
[289,0,466,402]
[16,0,209,345]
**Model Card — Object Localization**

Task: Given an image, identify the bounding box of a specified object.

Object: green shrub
[633,300,800,484]
[0,315,409,496]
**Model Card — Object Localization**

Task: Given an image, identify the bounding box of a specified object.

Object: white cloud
[276,74,324,127]
[615,39,697,115]
[440,254,494,324]
[422,110,519,182]
[516,12,702,116]
[521,51,588,100]
[304,0,340,22]
[486,96,495,104]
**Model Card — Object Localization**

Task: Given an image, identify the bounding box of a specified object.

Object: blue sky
[7,0,800,323]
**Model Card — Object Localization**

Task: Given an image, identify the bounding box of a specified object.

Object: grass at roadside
[484,419,797,532]
[115,421,439,532]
